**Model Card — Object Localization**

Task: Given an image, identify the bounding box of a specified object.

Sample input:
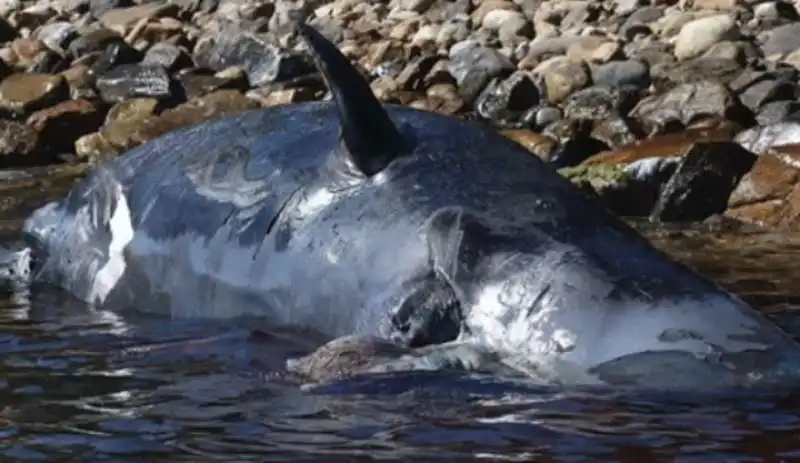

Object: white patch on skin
[464,253,778,386]
[88,192,134,304]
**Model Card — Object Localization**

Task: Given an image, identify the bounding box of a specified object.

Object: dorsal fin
[295,21,408,177]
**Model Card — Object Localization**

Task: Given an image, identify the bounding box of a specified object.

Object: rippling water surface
[3,167,800,462]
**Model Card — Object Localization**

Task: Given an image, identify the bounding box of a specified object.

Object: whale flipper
[295,21,409,176]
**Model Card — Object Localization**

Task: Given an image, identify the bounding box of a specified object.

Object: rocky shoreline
[1,0,800,229]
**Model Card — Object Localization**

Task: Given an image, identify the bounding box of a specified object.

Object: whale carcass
[19,22,800,388]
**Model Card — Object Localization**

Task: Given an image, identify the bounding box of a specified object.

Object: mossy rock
[558,163,631,193]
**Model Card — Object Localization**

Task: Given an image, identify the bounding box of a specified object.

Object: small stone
[0,120,41,164]
[482,9,532,38]
[96,64,175,103]
[532,56,591,104]
[502,129,558,160]
[89,0,129,19]
[27,99,106,154]
[99,3,177,32]
[725,145,800,229]
[90,39,144,75]
[652,57,744,88]
[134,90,260,143]
[142,42,191,72]
[194,31,314,87]
[591,116,639,149]
[475,71,541,127]
[247,87,317,107]
[425,83,466,115]
[448,40,514,102]
[34,22,77,54]
[177,69,248,100]
[758,23,800,56]
[566,37,621,64]
[100,97,160,149]
[563,86,639,121]
[533,106,562,129]
[592,59,651,89]
[674,14,738,61]
[67,27,123,59]
[757,100,800,125]
[74,131,118,163]
[630,80,748,134]
[0,73,68,114]
[734,122,800,154]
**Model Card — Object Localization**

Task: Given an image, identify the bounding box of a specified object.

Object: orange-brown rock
[581,126,739,165]
[27,99,107,154]
[725,144,800,230]
[502,129,558,160]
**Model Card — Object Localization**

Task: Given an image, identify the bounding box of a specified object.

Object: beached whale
[19,21,800,388]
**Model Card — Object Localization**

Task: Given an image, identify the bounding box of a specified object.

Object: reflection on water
[3,168,800,461]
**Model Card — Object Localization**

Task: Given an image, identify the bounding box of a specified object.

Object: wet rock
[725,145,800,229]
[650,142,757,223]
[735,122,800,153]
[629,80,750,135]
[583,125,741,166]
[674,14,738,61]
[194,31,314,87]
[475,71,540,127]
[28,99,106,154]
[502,129,558,160]
[532,56,591,104]
[0,120,41,166]
[448,40,514,102]
[0,73,68,114]
[95,64,175,103]
[591,59,650,89]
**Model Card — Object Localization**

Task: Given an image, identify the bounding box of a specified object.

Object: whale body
[19,22,800,388]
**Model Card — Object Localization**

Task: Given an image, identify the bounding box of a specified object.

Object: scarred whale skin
[21,22,800,388]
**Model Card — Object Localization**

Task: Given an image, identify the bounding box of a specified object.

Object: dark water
[3,167,800,462]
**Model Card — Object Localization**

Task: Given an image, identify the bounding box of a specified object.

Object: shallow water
[3,166,800,461]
